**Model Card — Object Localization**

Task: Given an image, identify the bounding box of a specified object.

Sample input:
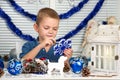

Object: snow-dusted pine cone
[81,67,90,77]
[22,58,48,74]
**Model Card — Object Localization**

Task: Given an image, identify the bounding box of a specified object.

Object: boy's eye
[53,28,57,31]
[44,26,49,29]
[53,28,58,31]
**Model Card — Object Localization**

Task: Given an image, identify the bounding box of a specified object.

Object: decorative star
[54,39,72,56]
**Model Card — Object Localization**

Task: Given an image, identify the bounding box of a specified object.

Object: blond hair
[36,7,60,25]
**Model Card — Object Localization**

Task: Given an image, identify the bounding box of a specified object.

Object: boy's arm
[22,39,56,60]
[22,44,44,60]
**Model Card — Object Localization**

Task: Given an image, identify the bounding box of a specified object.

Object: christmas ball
[7,59,22,75]
[0,59,4,69]
[69,57,84,73]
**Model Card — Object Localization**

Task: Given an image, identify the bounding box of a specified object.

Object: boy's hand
[63,48,73,59]
[41,38,56,48]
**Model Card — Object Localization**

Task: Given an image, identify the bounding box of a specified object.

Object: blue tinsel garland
[0,0,104,41]
[8,0,89,20]
[0,8,35,41]
[57,0,105,41]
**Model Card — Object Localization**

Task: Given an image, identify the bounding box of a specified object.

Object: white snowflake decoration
[54,39,72,55]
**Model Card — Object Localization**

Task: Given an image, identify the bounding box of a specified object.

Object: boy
[19,8,73,64]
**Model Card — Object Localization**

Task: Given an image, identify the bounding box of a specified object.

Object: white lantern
[88,25,120,73]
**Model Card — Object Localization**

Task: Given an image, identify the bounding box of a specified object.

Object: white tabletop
[1,69,120,80]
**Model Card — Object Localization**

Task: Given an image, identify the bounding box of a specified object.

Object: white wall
[117,0,120,24]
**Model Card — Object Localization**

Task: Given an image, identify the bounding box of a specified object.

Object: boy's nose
[49,29,53,33]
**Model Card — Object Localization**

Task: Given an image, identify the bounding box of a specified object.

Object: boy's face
[35,17,59,41]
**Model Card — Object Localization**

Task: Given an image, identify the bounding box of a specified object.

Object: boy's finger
[50,39,56,44]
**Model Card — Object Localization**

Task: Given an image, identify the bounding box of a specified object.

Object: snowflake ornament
[54,39,72,55]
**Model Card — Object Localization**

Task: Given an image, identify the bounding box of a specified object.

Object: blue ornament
[69,57,84,73]
[54,39,72,55]
[7,59,22,75]
[0,59,4,69]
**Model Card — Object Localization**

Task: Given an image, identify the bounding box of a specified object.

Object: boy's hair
[36,7,60,25]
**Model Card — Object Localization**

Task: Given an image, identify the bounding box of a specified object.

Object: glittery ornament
[7,59,22,75]
[0,59,4,69]
[69,57,84,73]
[79,55,89,67]
[54,39,72,55]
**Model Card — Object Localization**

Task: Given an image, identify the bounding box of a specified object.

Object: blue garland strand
[0,0,104,41]
[8,0,89,20]
[0,8,36,41]
[57,0,105,41]
[8,0,36,21]
[59,0,89,19]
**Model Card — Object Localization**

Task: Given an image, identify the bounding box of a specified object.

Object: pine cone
[63,63,70,72]
[3,55,9,62]
[0,68,4,77]
[81,67,90,77]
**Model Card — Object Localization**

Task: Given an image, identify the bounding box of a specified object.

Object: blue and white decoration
[69,57,84,73]
[54,39,72,55]
[0,0,105,41]
[0,59,4,69]
[7,59,22,75]
[69,55,89,74]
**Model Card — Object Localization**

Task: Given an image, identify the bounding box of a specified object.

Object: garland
[0,8,35,41]
[58,0,105,41]
[0,0,104,41]
[8,0,89,20]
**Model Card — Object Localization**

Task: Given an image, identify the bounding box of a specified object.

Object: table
[1,69,120,80]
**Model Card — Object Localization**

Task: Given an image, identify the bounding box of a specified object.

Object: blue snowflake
[54,39,72,55]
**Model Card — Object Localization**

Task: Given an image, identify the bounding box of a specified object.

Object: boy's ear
[33,23,39,32]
